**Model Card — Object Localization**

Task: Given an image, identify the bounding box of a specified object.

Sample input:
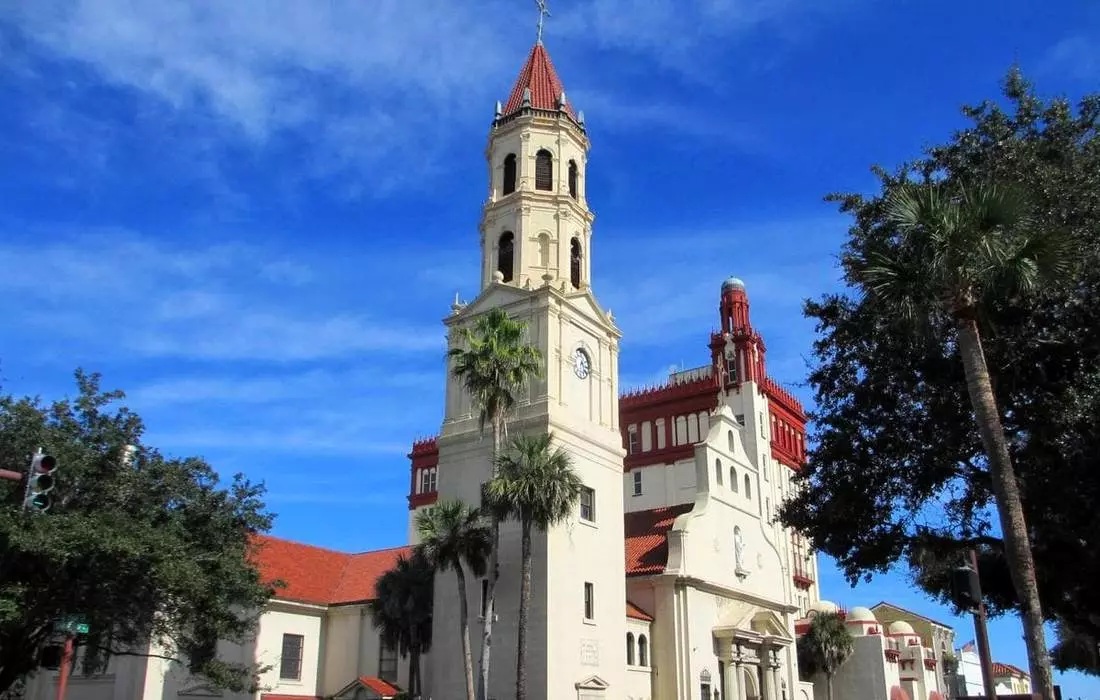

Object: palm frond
[486,432,584,530]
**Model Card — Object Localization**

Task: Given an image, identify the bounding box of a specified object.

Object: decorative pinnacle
[494,100,502,118]
[535,0,550,44]
[521,87,532,107]
[558,90,568,109]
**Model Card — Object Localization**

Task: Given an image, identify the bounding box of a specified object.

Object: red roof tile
[502,42,578,119]
[359,676,402,697]
[626,601,654,621]
[993,662,1028,678]
[624,504,693,576]
[250,534,413,606]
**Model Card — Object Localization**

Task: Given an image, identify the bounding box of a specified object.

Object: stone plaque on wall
[580,638,600,666]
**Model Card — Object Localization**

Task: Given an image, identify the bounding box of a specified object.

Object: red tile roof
[993,662,1028,678]
[359,676,401,697]
[250,534,413,606]
[624,504,693,576]
[502,42,578,119]
[626,601,654,621]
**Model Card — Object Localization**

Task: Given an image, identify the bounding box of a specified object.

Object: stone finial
[451,292,466,313]
[542,272,554,287]
[558,91,568,109]
[577,110,586,124]
[493,270,505,283]
[521,87,532,107]
[494,100,502,118]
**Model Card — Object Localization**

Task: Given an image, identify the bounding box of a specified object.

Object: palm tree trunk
[825,673,834,700]
[956,317,1055,700]
[456,563,477,700]
[477,416,504,700]
[516,517,532,700]
[409,646,420,699]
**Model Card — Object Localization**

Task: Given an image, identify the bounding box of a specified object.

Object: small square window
[632,471,642,496]
[580,487,595,521]
[584,582,594,620]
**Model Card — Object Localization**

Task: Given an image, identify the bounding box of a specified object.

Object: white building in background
[795,602,949,700]
[29,36,820,700]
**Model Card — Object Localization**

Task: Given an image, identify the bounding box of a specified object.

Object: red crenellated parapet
[407,436,440,510]
[620,373,719,410]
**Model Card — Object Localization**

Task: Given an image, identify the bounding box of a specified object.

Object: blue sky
[2,0,1098,695]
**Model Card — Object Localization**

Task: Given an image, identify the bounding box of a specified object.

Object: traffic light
[25,453,57,512]
[950,562,982,613]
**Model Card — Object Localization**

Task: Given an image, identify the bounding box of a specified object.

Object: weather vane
[535,0,550,44]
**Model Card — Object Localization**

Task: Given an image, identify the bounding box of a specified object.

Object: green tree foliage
[796,612,854,700]
[415,500,492,700]
[778,68,1100,679]
[485,433,583,700]
[0,371,274,695]
[447,307,542,700]
[367,551,434,699]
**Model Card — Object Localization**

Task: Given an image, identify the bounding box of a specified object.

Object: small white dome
[808,600,839,615]
[721,276,745,291]
[888,621,915,635]
[847,606,877,623]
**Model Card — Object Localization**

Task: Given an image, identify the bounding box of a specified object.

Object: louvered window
[535,150,553,191]
[570,237,582,289]
[568,160,578,199]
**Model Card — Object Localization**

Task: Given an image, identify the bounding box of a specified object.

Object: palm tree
[415,500,492,700]
[484,433,583,700]
[448,307,542,700]
[367,550,434,698]
[796,612,853,700]
[856,181,1071,700]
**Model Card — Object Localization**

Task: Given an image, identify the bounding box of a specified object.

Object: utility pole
[55,634,75,700]
[969,550,997,699]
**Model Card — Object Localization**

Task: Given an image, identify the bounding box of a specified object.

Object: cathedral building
[28,38,818,700]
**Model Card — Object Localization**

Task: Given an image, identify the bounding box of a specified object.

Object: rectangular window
[632,471,642,496]
[655,418,666,449]
[584,582,594,620]
[378,642,398,683]
[480,579,489,618]
[641,421,652,452]
[580,487,595,521]
[279,633,304,680]
[428,468,437,492]
[627,425,639,454]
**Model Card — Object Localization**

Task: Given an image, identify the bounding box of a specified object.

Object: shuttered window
[535,149,553,191]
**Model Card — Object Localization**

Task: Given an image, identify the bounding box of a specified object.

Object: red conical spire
[501,43,578,119]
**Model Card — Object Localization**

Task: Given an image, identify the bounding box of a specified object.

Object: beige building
[27,38,820,700]
[796,603,949,700]
[871,602,956,693]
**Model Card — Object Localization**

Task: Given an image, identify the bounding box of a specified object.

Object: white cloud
[1040,35,1100,83]
[0,231,448,362]
[5,0,849,196]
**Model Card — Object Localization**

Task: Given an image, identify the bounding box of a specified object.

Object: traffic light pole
[970,549,998,699]
[0,468,23,481]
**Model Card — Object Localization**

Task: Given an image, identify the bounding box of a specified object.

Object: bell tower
[479,42,594,293]
[428,34,627,700]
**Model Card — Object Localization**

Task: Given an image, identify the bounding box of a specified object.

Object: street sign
[54,617,89,635]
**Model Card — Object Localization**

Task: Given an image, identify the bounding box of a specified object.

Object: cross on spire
[535,0,550,44]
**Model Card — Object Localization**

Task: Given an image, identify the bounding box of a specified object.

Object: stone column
[770,648,783,700]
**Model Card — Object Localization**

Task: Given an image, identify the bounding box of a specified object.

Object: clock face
[573,348,591,379]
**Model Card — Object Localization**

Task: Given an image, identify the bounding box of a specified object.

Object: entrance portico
[715,607,794,700]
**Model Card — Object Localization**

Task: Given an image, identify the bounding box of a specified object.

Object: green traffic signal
[29,492,52,511]
[26,453,58,513]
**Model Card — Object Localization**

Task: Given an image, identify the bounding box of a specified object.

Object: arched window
[498,232,514,282]
[728,430,735,452]
[535,149,553,191]
[626,633,635,665]
[570,237,582,289]
[731,466,738,492]
[503,153,517,195]
[638,635,648,666]
[568,159,578,199]
[537,233,551,268]
[716,458,723,486]
[744,474,752,498]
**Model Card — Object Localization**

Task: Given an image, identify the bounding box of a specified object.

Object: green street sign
[54,617,89,634]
